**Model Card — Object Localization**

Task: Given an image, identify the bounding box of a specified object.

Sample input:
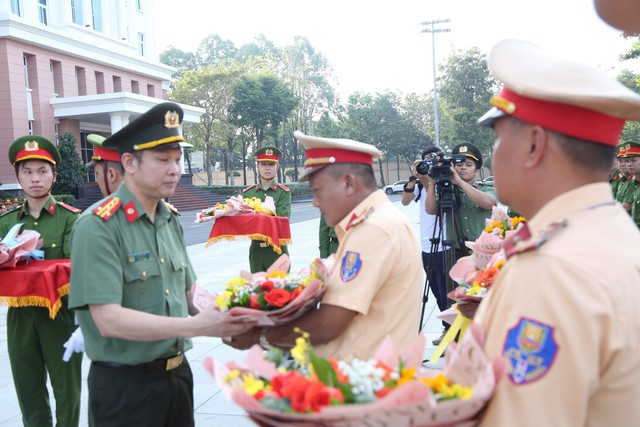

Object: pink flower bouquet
[195,195,276,223]
[201,255,331,326]
[0,224,43,269]
[204,329,501,426]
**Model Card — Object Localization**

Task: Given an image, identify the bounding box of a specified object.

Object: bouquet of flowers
[0,223,44,269]
[195,195,276,223]
[205,328,501,426]
[449,207,525,301]
[194,255,331,326]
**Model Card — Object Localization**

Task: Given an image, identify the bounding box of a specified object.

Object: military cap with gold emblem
[624,140,640,157]
[616,142,627,158]
[255,146,282,162]
[477,39,640,147]
[85,134,120,167]
[102,102,185,155]
[452,142,483,168]
[8,135,61,166]
[293,131,381,181]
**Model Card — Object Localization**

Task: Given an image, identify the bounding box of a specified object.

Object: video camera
[415,153,467,181]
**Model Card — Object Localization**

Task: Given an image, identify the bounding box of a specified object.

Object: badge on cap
[164,110,180,129]
[340,251,362,282]
[459,146,468,153]
[265,149,273,156]
[25,141,39,151]
[503,317,558,385]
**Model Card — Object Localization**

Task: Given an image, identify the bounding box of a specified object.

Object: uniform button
[165,289,169,295]
[142,271,147,278]
[51,243,56,248]
[129,257,135,263]
[34,221,39,226]
[160,258,165,264]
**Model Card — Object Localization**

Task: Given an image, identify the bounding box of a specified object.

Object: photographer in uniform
[425,143,496,283]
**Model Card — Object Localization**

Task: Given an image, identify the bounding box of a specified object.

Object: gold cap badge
[164,111,180,129]
[24,141,39,151]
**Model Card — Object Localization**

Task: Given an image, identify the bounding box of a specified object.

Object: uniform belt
[93,353,184,372]
[251,240,269,248]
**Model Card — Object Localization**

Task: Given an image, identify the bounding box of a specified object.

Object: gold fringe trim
[204,233,290,255]
[0,294,63,319]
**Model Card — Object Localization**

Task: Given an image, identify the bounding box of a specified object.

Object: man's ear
[524,125,548,169]
[121,152,136,173]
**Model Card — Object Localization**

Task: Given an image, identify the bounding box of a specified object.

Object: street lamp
[420,19,451,148]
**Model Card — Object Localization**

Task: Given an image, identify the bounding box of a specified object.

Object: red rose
[249,294,260,309]
[304,380,342,412]
[259,280,275,292]
[290,287,301,300]
[264,288,291,307]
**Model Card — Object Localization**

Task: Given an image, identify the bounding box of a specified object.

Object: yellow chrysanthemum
[511,216,526,228]
[224,369,240,382]
[242,373,267,396]
[267,270,286,279]
[420,373,450,392]
[494,259,505,269]
[216,290,234,309]
[467,281,484,296]
[291,328,311,368]
[396,367,417,386]
[225,276,248,293]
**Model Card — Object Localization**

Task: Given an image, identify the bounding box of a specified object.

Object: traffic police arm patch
[340,251,362,282]
[503,317,559,385]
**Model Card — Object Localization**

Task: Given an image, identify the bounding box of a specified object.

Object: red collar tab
[504,219,568,259]
[304,147,373,168]
[345,207,373,231]
[93,197,122,221]
[47,201,57,215]
[123,200,138,223]
[496,88,625,146]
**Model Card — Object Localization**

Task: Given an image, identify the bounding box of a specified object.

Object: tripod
[419,180,468,331]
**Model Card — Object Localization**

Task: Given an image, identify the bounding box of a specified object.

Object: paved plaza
[0,197,445,426]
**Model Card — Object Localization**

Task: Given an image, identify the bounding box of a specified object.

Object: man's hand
[222,327,260,350]
[191,305,257,338]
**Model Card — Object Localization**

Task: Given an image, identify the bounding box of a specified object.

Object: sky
[153,0,634,100]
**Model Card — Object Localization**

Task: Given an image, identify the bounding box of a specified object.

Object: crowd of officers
[611,140,640,228]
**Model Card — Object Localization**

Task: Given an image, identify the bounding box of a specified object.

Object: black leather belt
[93,353,184,372]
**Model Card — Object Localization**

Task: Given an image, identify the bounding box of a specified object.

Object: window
[50,61,62,97]
[91,0,102,32]
[131,80,139,94]
[95,71,105,94]
[147,84,155,97]
[10,0,21,16]
[28,121,33,135]
[137,32,145,56]
[75,66,86,96]
[113,76,122,92]
[71,0,83,25]
[38,0,48,25]
[23,55,30,89]
[135,0,142,11]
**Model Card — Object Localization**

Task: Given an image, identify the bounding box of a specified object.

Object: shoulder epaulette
[277,183,290,192]
[163,200,180,215]
[92,196,122,221]
[242,185,256,193]
[504,219,568,259]
[57,201,81,214]
[345,206,374,231]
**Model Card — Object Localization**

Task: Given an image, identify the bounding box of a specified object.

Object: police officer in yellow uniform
[225,132,424,360]
[474,39,640,426]
[0,135,82,427]
[68,102,255,426]
[242,145,291,272]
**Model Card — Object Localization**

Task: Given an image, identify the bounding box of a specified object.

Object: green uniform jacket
[0,195,78,259]
[443,180,497,248]
[618,175,634,204]
[629,177,640,227]
[610,170,626,203]
[242,181,292,218]
[69,184,196,364]
[319,215,338,258]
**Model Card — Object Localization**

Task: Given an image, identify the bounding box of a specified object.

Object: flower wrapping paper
[0,224,43,269]
[205,331,498,426]
[195,195,276,223]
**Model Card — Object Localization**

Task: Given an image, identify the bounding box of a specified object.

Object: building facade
[0,0,203,189]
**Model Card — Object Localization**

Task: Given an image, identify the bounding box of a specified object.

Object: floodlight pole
[421,19,450,148]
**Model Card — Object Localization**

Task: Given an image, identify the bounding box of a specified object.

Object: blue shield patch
[503,317,558,385]
[340,251,362,282]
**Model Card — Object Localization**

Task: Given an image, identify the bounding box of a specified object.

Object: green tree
[438,47,498,156]
[53,132,85,196]
[169,64,244,185]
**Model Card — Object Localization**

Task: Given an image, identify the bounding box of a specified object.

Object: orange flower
[249,294,260,309]
[304,380,343,412]
[264,288,291,307]
[329,358,350,384]
[476,266,499,288]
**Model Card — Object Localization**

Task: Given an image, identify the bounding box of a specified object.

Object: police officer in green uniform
[0,135,82,427]
[68,102,255,427]
[425,142,497,293]
[623,141,640,227]
[242,145,292,272]
[610,142,627,202]
[319,214,338,258]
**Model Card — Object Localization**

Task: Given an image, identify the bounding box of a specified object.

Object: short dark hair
[102,160,124,175]
[15,161,56,176]
[422,145,444,160]
[551,131,615,172]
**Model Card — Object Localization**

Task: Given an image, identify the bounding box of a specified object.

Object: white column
[109,112,130,133]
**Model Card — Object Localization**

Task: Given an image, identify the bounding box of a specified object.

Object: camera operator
[425,142,496,288]
[402,146,449,344]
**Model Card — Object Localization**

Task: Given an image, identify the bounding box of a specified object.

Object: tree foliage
[53,132,85,196]
[438,47,498,156]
